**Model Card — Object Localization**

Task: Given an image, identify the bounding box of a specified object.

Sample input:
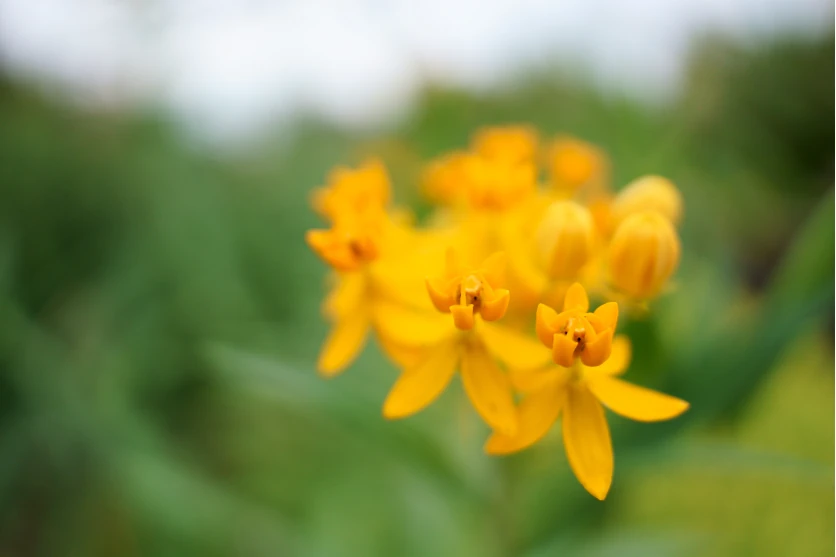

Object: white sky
[0,0,831,141]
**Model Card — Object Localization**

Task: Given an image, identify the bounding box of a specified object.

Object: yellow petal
[480,252,507,286]
[583,335,631,378]
[460,344,518,435]
[535,303,560,348]
[445,247,463,276]
[426,277,455,313]
[580,327,613,367]
[593,302,619,332]
[383,340,459,419]
[373,302,455,347]
[552,332,578,367]
[317,313,370,377]
[322,272,366,320]
[587,376,689,422]
[480,322,553,371]
[480,289,510,321]
[485,383,566,455]
[451,304,475,330]
[563,282,589,312]
[377,336,426,368]
[562,384,613,500]
[509,366,565,394]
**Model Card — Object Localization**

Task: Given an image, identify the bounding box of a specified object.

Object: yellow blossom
[312,158,391,221]
[426,250,510,330]
[421,151,470,206]
[535,283,618,367]
[472,125,539,165]
[548,136,608,196]
[610,175,683,229]
[461,154,537,211]
[485,335,689,500]
[608,211,680,299]
[378,250,549,434]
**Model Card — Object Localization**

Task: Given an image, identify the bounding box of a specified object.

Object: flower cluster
[305,126,688,500]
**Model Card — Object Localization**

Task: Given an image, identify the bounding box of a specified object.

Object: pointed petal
[460,345,518,435]
[583,336,631,378]
[426,277,455,312]
[563,282,589,312]
[587,376,689,422]
[383,340,459,419]
[480,289,510,321]
[481,322,553,371]
[593,302,619,332]
[485,383,566,455]
[581,327,613,367]
[372,302,455,347]
[451,304,475,330]
[306,230,357,271]
[563,384,613,500]
[318,313,370,377]
[510,366,565,394]
[552,332,578,367]
[535,303,561,348]
[377,337,425,368]
[480,252,507,286]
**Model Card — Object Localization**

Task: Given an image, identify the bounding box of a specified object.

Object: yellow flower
[548,136,607,196]
[471,125,539,165]
[421,151,470,206]
[311,159,391,221]
[485,335,689,500]
[461,154,537,211]
[535,283,618,367]
[534,201,596,280]
[305,208,387,271]
[608,211,680,299]
[610,175,683,229]
[426,250,510,330]
[379,250,550,435]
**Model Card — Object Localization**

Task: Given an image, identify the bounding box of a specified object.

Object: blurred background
[0,1,833,556]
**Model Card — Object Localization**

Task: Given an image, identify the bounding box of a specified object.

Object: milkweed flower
[485,334,689,500]
[379,250,549,435]
[608,212,680,300]
[472,125,539,165]
[311,159,391,220]
[535,283,618,367]
[548,136,608,197]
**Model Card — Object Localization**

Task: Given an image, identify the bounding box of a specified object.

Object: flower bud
[611,175,682,228]
[534,201,595,280]
[472,125,538,165]
[607,212,680,299]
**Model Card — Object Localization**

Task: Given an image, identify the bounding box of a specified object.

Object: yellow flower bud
[534,201,595,280]
[421,151,469,205]
[607,212,680,299]
[462,154,536,211]
[610,175,682,228]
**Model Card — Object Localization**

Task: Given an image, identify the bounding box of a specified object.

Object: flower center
[563,316,587,354]
[459,274,483,309]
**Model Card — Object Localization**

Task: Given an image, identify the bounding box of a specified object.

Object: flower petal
[587,376,689,422]
[509,366,566,394]
[563,282,589,312]
[552,332,578,367]
[485,383,566,455]
[583,335,631,378]
[480,252,507,286]
[480,321,553,371]
[480,289,510,321]
[580,327,613,367]
[460,344,518,435]
[563,384,613,500]
[451,304,475,330]
[593,301,619,332]
[535,303,560,348]
[426,277,455,312]
[383,340,459,419]
[322,272,366,319]
[373,302,455,347]
[318,313,370,377]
